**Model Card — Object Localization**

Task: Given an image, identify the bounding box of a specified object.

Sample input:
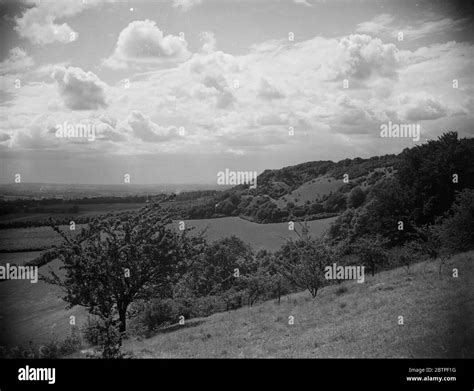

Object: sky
[0,0,473,184]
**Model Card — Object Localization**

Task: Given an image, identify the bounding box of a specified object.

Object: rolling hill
[121,251,474,358]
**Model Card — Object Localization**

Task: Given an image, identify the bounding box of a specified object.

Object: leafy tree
[43,205,197,347]
[275,225,334,298]
[323,191,347,212]
[350,236,388,276]
[396,132,474,224]
[434,189,474,253]
[347,186,365,209]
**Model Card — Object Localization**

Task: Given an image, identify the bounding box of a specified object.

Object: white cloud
[104,20,191,69]
[399,94,450,121]
[0,47,34,75]
[51,66,108,110]
[127,111,179,142]
[13,0,99,44]
[335,34,400,80]
[356,14,468,41]
[356,14,394,35]
[200,31,217,54]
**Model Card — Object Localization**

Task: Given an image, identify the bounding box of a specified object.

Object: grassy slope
[123,251,474,358]
[274,175,343,207]
[0,254,86,348]
[0,217,336,347]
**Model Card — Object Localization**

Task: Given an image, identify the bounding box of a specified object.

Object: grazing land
[0,217,337,253]
[0,252,86,348]
[122,251,474,358]
[175,216,337,252]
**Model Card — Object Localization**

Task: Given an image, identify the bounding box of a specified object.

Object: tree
[323,191,347,212]
[435,189,474,253]
[396,132,474,225]
[43,205,196,351]
[276,225,334,298]
[347,186,365,209]
[350,236,388,276]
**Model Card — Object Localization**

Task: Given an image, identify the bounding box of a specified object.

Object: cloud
[356,14,394,35]
[293,0,312,6]
[172,0,203,12]
[335,34,400,80]
[51,66,108,110]
[0,47,34,75]
[257,78,285,100]
[356,14,468,41]
[200,31,216,54]
[13,0,97,44]
[104,20,191,69]
[402,17,468,41]
[127,111,179,142]
[399,94,450,121]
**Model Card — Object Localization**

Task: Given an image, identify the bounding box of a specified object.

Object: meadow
[121,251,474,358]
[175,216,337,252]
[0,216,337,253]
[0,252,86,348]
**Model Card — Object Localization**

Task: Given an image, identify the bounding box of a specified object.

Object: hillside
[120,252,474,358]
[183,154,399,223]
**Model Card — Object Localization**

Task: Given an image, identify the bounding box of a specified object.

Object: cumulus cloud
[200,31,216,54]
[104,20,191,69]
[399,94,450,121]
[127,111,179,142]
[334,34,400,80]
[0,47,34,75]
[13,0,97,44]
[51,66,108,110]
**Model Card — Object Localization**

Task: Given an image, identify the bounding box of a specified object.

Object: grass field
[274,175,343,207]
[0,203,146,225]
[0,252,86,348]
[0,225,84,252]
[122,251,474,358]
[174,216,337,252]
[0,217,336,253]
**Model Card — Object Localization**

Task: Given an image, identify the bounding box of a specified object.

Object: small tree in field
[43,205,197,356]
[350,236,388,276]
[276,224,334,298]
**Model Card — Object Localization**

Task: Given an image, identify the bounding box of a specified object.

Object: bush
[81,316,122,358]
[347,186,365,209]
[82,316,103,346]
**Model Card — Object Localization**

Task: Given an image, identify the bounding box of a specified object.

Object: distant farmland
[0,217,337,253]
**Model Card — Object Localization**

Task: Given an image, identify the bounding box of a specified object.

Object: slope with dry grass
[123,251,474,358]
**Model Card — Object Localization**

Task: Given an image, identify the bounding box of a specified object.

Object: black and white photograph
[0,0,473,387]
